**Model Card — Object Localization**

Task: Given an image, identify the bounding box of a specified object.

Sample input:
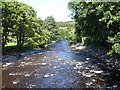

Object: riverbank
[70,43,120,72]
[2,41,58,62]
[70,43,120,88]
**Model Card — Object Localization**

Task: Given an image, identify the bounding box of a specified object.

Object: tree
[2,2,13,48]
[55,21,76,42]
[14,2,37,50]
[68,0,120,51]
[43,16,56,31]
[2,1,53,53]
[42,16,57,42]
[2,1,38,51]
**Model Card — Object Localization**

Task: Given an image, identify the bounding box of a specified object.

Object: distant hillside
[56,21,74,27]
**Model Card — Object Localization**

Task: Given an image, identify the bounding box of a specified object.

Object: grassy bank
[3,42,34,55]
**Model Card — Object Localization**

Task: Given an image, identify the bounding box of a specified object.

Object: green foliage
[2,1,52,53]
[41,16,57,43]
[2,1,37,50]
[112,43,120,54]
[68,1,120,54]
[108,32,120,55]
[32,28,51,46]
[54,21,76,42]
[42,16,56,31]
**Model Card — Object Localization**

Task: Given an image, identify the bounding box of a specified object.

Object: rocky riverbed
[2,40,120,89]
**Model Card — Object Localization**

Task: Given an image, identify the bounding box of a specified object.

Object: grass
[5,42,16,47]
[3,42,34,55]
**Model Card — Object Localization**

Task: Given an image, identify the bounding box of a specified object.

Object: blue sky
[18,0,72,22]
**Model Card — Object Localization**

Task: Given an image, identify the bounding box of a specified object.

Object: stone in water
[93,70,103,74]
[13,80,19,84]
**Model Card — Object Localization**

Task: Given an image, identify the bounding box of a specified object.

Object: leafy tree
[14,2,37,50]
[2,2,13,48]
[2,1,43,51]
[43,16,56,31]
[42,16,57,42]
[2,1,54,53]
[68,0,120,54]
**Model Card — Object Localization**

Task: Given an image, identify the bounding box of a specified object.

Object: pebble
[82,72,94,77]
[9,73,22,76]
[24,57,27,59]
[92,79,96,82]
[25,62,32,65]
[86,82,93,86]
[3,63,13,67]
[21,62,25,64]
[25,74,31,77]
[44,73,55,78]
[44,56,47,59]
[77,71,81,73]
[89,70,94,73]
[26,57,32,60]
[27,84,37,88]
[17,64,24,67]
[85,61,88,63]
[85,67,89,70]
[113,85,118,88]
[41,63,47,65]
[86,58,90,60]
[74,67,77,69]
[76,62,83,66]
[44,74,49,78]
[76,65,82,69]
[76,46,85,50]
[53,66,60,68]
[13,80,19,84]
[93,70,103,74]
[58,58,62,60]
[9,73,15,76]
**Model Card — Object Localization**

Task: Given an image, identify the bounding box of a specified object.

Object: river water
[2,40,120,89]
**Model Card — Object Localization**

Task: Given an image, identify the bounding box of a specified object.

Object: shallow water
[2,40,120,88]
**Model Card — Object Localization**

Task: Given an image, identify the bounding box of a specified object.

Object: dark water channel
[2,40,120,89]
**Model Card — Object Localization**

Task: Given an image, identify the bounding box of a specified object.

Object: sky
[18,0,72,22]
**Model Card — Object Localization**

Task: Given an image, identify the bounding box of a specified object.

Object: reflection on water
[2,40,120,88]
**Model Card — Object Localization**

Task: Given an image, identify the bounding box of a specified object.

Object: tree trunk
[17,27,23,52]
[16,23,26,52]
[2,30,9,49]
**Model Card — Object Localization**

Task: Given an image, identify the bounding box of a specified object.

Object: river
[2,40,120,89]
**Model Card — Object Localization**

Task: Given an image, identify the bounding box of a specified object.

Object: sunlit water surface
[2,40,120,89]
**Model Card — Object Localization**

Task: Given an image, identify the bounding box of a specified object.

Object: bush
[108,32,120,55]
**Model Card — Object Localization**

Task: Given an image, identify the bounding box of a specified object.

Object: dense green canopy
[68,0,120,54]
[2,1,50,51]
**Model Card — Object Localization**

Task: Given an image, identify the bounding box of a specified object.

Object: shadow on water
[76,44,120,89]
